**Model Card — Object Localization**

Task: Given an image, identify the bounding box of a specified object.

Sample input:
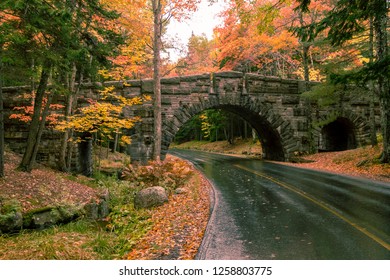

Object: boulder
[83,190,110,220]
[25,207,62,229]
[134,186,168,209]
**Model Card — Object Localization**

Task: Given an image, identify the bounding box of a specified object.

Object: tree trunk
[302,44,310,82]
[19,61,51,171]
[299,10,310,82]
[368,17,378,147]
[244,120,248,139]
[58,64,78,171]
[374,4,389,163]
[27,92,53,171]
[113,131,119,153]
[379,98,390,162]
[58,94,74,171]
[0,48,4,178]
[152,0,162,161]
[79,132,93,177]
[252,128,257,142]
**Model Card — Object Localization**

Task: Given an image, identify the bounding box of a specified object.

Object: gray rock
[134,186,168,209]
[28,208,62,229]
[82,198,109,220]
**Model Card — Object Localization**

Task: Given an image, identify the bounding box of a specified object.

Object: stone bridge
[3,71,377,171]
[126,71,376,163]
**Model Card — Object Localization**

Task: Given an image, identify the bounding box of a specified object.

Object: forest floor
[0,149,211,260]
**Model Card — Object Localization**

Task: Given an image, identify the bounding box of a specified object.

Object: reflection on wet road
[169,149,390,260]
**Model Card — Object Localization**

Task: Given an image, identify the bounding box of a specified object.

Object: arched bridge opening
[169,106,285,161]
[319,117,357,152]
[217,105,285,161]
[161,101,297,162]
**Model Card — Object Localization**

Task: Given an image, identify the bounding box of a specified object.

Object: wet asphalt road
[169,149,390,260]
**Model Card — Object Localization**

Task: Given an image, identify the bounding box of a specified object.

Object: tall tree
[0,8,30,177]
[175,33,216,75]
[102,0,154,79]
[0,46,4,178]
[151,0,199,160]
[214,0,305,77]
[152,0,163,161]
[295,0,390,162]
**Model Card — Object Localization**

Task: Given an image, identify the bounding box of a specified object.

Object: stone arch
[161,96,298,161]
[319,117,357,151]
[316,110,371,152]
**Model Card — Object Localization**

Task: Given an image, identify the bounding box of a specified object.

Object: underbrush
[121,156,194,193]
[0,155,198,260]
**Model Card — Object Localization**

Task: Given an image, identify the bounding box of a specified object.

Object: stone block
[161,77,181,84]
[282,95,300,104]
[297,121,308,131]
[141,80,154,93]
[214,71,244,78]
[125,80,141,87]
[293,107,307,116]
[162,98,172,105]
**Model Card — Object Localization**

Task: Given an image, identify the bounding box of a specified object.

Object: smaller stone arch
[319,117,357,151]
[316,110,371,152]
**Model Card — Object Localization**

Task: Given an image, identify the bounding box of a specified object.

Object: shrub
[122,157,194,193]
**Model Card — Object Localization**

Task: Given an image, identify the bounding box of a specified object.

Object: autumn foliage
[123,156,210,260]
[9,93,64,126]
[122,156,194,192]
[55,86,149,145]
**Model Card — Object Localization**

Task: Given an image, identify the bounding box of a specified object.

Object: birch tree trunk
[152,0,162,161]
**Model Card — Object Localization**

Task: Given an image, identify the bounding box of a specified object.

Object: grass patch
[0,220,114,260]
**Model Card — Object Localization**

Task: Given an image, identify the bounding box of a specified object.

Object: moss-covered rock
[0,199,23,233]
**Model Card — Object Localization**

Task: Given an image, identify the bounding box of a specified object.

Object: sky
[165,0,226,60]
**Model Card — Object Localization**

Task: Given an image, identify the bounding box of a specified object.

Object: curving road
[169,149,390,260]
